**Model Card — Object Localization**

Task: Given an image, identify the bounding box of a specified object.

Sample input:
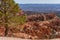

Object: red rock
[0,25,5,36]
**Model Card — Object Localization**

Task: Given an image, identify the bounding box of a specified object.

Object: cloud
[14,0,60,4]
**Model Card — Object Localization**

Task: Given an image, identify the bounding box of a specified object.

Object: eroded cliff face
[21,19,60,39]
[0,13,60,39]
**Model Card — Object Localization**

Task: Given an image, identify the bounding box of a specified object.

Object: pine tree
[0,0,26,36]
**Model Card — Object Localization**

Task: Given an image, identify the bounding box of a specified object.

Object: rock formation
[0,12,60,39]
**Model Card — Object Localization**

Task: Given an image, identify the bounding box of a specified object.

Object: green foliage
[0,0,26,28]
[0,12,2,17]
[8,15,26,27]
[0,0,20,13]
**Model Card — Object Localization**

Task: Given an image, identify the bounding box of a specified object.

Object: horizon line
[18,3,60,4]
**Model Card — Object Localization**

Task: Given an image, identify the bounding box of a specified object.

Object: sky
[14,0,60,4]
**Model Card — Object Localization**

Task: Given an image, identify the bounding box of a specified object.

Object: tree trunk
[4,11,8,36]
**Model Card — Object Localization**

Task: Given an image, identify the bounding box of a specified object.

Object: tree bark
[4,11,8,36]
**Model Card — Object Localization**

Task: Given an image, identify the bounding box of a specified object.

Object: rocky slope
[0,12,60,39]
